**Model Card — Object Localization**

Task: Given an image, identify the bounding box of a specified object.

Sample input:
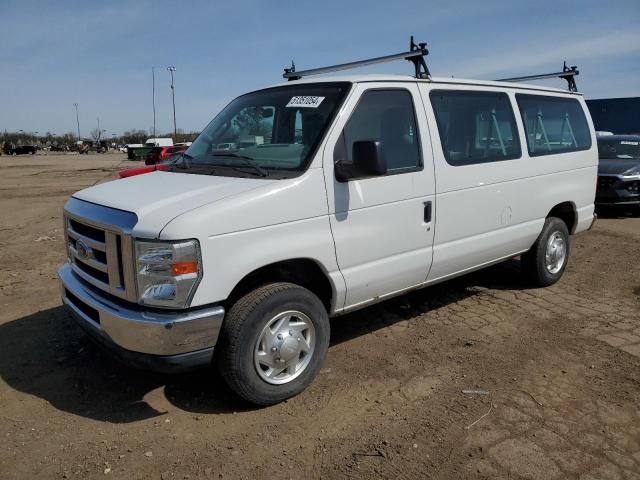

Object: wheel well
[226,259,333,312]
[548,202,577,234]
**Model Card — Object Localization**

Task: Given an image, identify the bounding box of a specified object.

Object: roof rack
[496,62,579,92]
[283,36,430,81]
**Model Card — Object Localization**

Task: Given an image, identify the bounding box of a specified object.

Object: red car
[144,145,187,165]
[118,163,171,179]
[119,153,187,178]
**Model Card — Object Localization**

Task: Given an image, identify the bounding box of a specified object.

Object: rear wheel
[521,217,570,286]
[217,282,330,406]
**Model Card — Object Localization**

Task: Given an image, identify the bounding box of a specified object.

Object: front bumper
[58,263,224,373]
[596,175,640,206]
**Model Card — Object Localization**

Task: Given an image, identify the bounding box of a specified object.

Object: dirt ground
[1,153,639,480]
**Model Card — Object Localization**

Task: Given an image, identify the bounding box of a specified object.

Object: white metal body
[72,75,598,315]
[144,138,174,147]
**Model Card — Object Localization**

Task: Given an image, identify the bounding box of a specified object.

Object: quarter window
[430,90,521,166]
[340,89,421,172]
[516,94,591,156]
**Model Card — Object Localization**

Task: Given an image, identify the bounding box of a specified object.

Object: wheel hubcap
[254,310,315,385]
[545,232,566,274]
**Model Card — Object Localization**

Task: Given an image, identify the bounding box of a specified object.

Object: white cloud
[449,30,640,78]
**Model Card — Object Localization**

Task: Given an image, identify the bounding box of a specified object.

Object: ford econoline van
[58,60,597,405]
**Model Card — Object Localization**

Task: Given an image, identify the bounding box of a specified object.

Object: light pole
[73,103,81,141]
[34,131,38,145]
[152,67,157,138]
[167,66,177,139]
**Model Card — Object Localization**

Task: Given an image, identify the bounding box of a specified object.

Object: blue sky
[1,0,639,137]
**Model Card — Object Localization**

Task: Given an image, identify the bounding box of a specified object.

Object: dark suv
[3,143,37,155]
[596,135,640,213]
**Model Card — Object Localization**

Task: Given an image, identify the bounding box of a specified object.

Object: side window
[430,90,521,166]
[516,94,591,155]
[341,89,421,172]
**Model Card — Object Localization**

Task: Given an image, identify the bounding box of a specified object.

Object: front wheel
[521,217,570,286]
[217,282,330,405]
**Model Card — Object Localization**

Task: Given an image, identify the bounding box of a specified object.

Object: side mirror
[335,140,387,182]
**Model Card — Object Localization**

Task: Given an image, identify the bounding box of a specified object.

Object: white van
[145,137,174,147]
[58,57,597,405]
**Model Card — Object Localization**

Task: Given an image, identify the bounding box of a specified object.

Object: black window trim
[515,93,592,157]
[334,87,424,182]
[429,89,523,167]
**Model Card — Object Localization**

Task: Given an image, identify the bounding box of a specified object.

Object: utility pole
[167,66,177,139]
[152,67,156,138]
[73,103,81,141]
[97,117,101,141]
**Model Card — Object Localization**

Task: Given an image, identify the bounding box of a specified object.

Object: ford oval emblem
[76,239,92,260]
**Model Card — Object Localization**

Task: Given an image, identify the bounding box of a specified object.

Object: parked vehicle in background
[6,144,37,155]
[58,49,598,405]
[119,156,179,178]
[145,145,188,165]
[127,138,173,161]
[596,135,640,214]
[145,138,174,147]
[50,144,70,152]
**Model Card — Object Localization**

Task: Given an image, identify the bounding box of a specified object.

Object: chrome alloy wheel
[545,232,567,274]
[254,310,315,385]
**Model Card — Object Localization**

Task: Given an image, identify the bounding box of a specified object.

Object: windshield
[176,83,350,177]
[598,139,640,159]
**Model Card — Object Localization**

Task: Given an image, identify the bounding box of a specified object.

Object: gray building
[586,97,640,135]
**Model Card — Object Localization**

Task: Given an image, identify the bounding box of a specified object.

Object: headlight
[135,239,202,308]
[622,165,640,177]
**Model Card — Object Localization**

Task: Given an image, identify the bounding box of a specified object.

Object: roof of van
[266,74,580,95]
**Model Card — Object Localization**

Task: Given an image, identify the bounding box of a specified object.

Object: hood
[73,171,274,237]
[598,158,640,176]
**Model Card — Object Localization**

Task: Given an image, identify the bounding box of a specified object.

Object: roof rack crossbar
[283,36,430,81]
[496,62,579,92]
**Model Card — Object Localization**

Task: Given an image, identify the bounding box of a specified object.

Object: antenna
[283,37,430,81]
[496,62,579,92]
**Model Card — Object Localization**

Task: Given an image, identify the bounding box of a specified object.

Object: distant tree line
[0,129,200,148]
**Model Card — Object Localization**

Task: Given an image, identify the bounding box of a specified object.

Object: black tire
[217,282,330,406]
[521,217,570,287]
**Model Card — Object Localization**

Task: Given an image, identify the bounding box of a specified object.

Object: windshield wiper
[172,152,194,169]
[208,152,269,177]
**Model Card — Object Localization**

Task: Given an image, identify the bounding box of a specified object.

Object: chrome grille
[64,198,138,303]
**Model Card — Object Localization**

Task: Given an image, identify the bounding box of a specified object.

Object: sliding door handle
[423,201,432,223]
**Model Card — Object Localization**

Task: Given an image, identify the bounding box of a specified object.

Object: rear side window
[516,94,591,156]
[341,89,421,172]
[430,90,521,166]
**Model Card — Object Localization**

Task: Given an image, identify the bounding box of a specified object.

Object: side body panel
[160,168,347,310]
[419,83,597,283]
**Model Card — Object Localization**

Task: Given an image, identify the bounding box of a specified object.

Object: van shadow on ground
[0,259,526,423]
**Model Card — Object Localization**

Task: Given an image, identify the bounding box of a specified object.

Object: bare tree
[90,128,102,142]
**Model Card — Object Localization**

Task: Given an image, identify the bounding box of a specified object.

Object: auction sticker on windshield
[286,96,325,108]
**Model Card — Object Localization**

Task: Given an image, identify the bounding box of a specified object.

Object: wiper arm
[209,152,269,177]
[170,152,194,170]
